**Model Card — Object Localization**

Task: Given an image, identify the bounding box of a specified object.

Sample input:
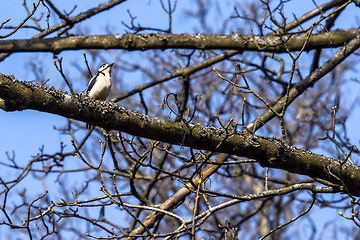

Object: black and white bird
[86,63,114,100]
[85,63,114,129]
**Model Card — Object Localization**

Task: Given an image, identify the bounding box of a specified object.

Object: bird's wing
[85,73,98,94]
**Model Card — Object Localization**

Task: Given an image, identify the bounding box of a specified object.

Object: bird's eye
[98,63,111,71]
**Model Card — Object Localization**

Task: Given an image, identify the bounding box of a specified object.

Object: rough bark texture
[0,29,359,53]
[1,74,359,196]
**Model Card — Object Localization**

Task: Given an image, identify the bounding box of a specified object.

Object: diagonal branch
[247,35,360,131]
[1,35,359,237]
[0,0,128,61]
[1,74,360,197]
[0,0,41,39]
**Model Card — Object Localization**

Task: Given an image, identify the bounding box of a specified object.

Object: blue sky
[0,0,360,239]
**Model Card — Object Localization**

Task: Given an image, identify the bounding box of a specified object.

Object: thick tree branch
[0,28,359,53]
[1,75,360,196]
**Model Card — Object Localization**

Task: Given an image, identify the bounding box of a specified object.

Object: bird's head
[98,63,114,74]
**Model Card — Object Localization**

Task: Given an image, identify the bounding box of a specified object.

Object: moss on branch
[1,74,360,196]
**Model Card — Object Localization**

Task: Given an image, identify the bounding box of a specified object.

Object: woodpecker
[85,63,114,129]
[86,63,114,99]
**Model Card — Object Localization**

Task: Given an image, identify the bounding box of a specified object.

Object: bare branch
[0,29,359,53]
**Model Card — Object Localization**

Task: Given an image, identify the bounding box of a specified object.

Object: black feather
[86,73,99,94]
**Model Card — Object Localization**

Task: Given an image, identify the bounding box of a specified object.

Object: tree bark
[0,29,359,53]
[1,74,359,196]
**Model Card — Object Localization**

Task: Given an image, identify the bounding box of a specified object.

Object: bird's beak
[110,63,114,67]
